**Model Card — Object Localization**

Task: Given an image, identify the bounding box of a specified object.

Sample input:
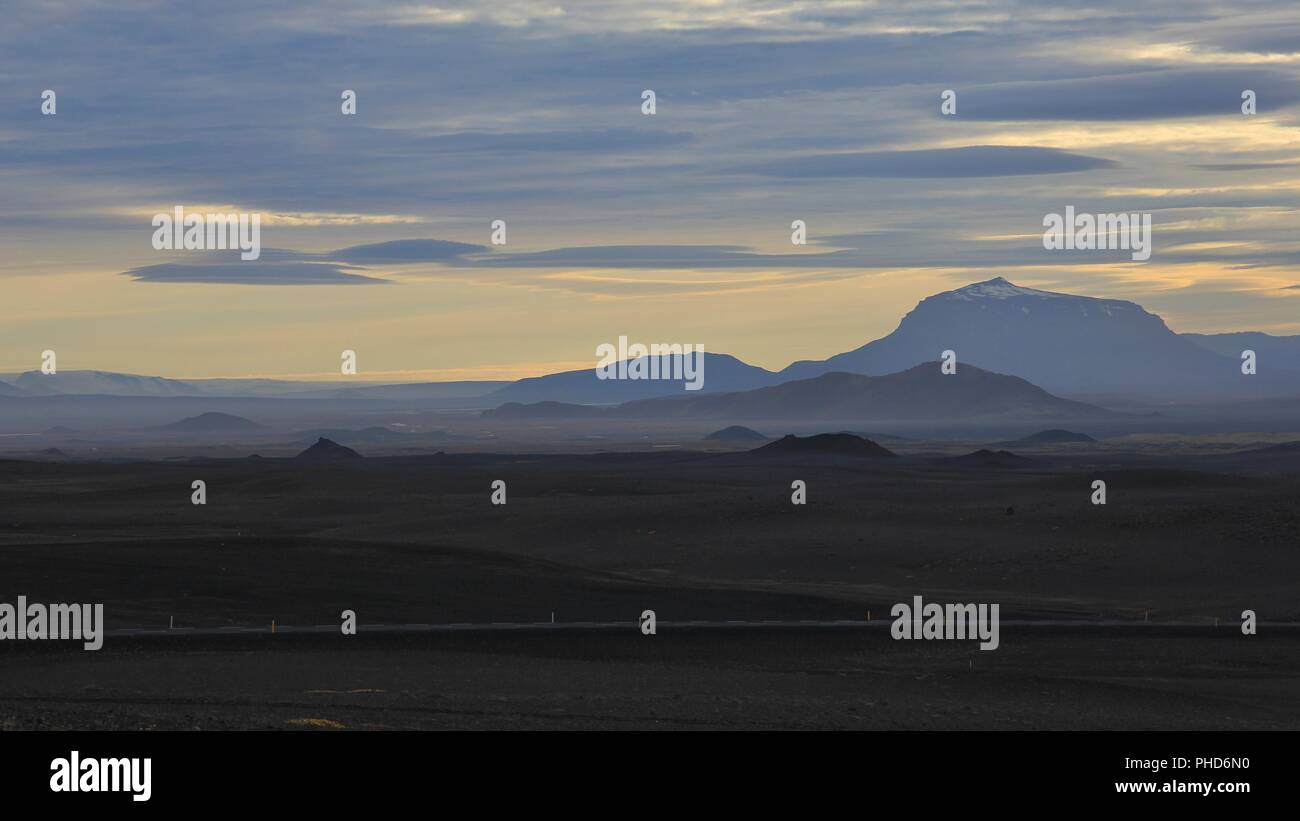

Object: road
[100,618,1299,639]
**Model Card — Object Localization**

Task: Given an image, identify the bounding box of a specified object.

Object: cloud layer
[4,0,1300,377]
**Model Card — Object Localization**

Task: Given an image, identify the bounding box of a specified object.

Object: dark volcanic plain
[1,447,1298,729]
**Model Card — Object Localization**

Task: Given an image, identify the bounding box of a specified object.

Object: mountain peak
[944,277,1068,301]
[294,437,363,462]
[775,275,1268,398]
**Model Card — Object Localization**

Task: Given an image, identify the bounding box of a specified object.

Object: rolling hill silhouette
[751,433,896,458]
[942,449,1036,468]
[704,425,768,441]
[993,429,1097,446]
[147,412,263,432]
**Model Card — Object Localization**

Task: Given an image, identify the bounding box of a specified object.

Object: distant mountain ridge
[1183,332,1300,364]
[12,370,202,397]
[622,362,1116,421]
[0,371,507,400]
[490,362,1118,423]
[482,353,780,405]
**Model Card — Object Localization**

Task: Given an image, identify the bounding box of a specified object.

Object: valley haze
[2,279,1297,448]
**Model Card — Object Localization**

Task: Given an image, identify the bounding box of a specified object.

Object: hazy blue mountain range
[2,279,1298,406]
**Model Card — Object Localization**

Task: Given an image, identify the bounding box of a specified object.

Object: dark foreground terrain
[3,629,1299,730]
[1,447,1297,729]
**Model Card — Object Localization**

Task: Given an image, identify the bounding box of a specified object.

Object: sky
[2,0,1300,380]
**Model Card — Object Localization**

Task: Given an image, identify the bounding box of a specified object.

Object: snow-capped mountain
[779,277,1300,398]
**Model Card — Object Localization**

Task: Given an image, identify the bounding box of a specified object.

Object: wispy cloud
[733,145,1116,178]
[124,260,389,285]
